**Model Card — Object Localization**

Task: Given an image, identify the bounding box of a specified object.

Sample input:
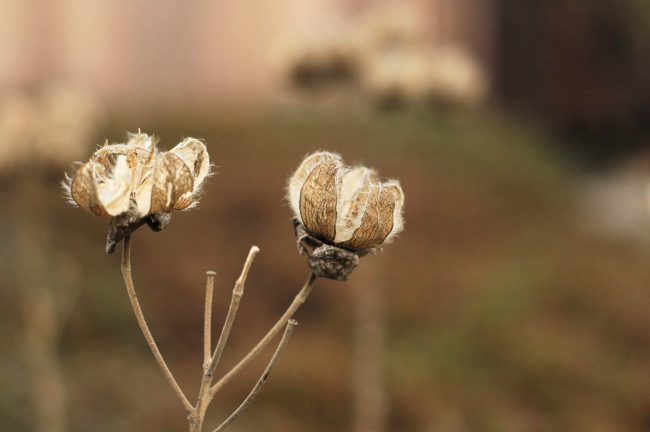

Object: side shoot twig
[212,319,298,432]
[204,271,216,367]
[210,272,316,397]
[121,238,315,432]
[195,247,260,424]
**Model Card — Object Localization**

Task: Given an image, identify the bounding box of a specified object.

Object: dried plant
[275,3,488,110]
[64,138,405,431]
[288,151,404,280]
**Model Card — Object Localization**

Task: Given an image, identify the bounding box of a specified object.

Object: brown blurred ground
[1,104,650,431]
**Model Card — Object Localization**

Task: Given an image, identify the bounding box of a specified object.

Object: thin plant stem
[195,246,260,423]
[121,234,193,413]
[210,272,317,397]
[209,247,260,375]
[204,271,216,367]
[211,319,298,432]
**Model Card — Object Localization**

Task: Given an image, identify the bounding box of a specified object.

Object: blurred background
[1,1,650,431]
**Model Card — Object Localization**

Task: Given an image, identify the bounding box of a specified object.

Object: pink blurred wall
[0,0,495,105]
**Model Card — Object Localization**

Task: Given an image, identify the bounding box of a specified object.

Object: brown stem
[194,246,260,428]
[209,272,317,397]
[208,247,259,376]
[204,271,216,367]
[121,234,193,413]
[211,320,298,432]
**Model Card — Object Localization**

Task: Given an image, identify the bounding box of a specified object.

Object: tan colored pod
[288,152,343,243]
[288,151,404,251]
[64,132,210,220]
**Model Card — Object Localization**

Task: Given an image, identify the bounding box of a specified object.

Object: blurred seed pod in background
[34,85,105,167]
[426,46,489,110]
[273,31,361,89]
[0,91,38,172]
[355,2,428,54]
[360,47,438,107]
[0,85,104,175]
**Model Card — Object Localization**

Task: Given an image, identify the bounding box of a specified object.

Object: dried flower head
[288,151,404,280]
[63,132,210,252]
[426,46,488,110]
[360,47,437,107]
[0,86,103,175]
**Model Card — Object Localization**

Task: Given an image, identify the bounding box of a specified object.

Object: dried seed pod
[288,151,405,280]
[150,138,210,212]
[63,132,211,252]
[66,134,157,218]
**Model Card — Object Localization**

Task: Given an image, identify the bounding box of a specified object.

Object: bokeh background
[1,1,650,431]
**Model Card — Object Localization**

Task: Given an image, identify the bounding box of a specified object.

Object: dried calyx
[63,132,210,253]
[288,151,404,280]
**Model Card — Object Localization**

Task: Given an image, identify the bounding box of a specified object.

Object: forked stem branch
[194,246,260,427]
[211,319,298,432]
[121,237,317,432]
[210,272,317,397]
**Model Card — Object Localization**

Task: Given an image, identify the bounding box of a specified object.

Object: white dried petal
[126,131,155,153]
[132,147,157,218]
[95,155,132,216]
[334,166,374,243]
[340,181,396,250]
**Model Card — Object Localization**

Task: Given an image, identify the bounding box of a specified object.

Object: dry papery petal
[334,166,375,244]
[67,161,107,216]
[71,134,156,217]
[151,138,210,212]
[290,152,343,243]
[150,151,194,212]
[288,151,341,218]
[169,138,211,196]
[339,180,404,250]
